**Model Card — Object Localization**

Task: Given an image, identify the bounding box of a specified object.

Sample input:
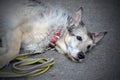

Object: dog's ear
[71,7,83,26]
[67,7,83,33]
[92,32,107,44]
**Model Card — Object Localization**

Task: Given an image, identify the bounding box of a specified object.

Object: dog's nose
[78,52,85,59]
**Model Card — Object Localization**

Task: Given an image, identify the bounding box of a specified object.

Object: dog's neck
[55,29,69,54]
[49,31,61,47]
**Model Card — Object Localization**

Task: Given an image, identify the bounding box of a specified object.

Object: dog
[0,0,107,69]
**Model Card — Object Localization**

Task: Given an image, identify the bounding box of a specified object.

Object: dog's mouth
[65,53,84,63]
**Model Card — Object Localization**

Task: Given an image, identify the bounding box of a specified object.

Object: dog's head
[56,7,107,62]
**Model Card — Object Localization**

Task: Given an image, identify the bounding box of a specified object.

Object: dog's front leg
[0,28,22,69]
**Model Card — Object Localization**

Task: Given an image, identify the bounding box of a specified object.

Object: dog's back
[0,0,68,31]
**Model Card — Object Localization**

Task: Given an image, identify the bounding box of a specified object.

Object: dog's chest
[21,23,53,52]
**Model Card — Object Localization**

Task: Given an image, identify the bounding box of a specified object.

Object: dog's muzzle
[78,52,85,59]
[66,51,85,63]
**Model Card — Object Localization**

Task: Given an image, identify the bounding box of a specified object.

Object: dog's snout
[78,52,85,59]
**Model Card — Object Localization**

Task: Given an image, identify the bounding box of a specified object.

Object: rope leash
[0,52,55,78]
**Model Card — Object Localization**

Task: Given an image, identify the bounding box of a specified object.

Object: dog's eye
[87,45,91,49]
[76,36,82,41]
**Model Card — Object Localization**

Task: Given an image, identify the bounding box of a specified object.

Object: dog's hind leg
[0,28,22,69]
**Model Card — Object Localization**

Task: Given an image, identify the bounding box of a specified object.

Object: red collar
[50,31,61,47]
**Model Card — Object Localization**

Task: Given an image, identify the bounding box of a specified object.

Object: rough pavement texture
[0,0,120,80]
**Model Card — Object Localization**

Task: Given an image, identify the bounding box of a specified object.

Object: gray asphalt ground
[0,0,120,80]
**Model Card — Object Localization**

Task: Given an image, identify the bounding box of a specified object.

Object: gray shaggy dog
[0,0,107,69]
